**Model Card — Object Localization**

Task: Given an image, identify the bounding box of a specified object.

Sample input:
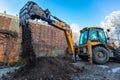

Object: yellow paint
[50,21,75,54]
[87,40,93,63]
[80,27,103,33]
[64,31,74,54]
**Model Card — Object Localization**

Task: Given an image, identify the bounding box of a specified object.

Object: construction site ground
[0,56,120,80]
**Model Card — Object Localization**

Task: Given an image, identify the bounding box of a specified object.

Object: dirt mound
[3,56,81,80]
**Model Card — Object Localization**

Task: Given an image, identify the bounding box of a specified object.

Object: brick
[0,13,20,63]
[0,13,68,63]
[29,21,68,56]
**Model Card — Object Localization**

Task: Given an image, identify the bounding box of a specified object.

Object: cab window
[79,30,88,45]
[98,29,107,45]
[89,29,98,40]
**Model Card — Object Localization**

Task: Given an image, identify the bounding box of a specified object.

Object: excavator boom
[19,1,75,54]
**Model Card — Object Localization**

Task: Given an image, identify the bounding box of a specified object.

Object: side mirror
[107,29,110,32]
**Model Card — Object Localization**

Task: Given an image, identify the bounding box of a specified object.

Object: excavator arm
[19,1,75,55]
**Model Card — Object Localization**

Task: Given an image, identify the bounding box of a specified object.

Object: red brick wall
[0,14,68,62]
[0,34,7,62]
[29,21,68,56]
[0,15,11,30]
[0,14,20,63]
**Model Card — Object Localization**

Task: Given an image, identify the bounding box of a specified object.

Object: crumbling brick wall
[29,20,68,56]
[0,14,11,30]
[0,13,68,62]
[0,13,20,63]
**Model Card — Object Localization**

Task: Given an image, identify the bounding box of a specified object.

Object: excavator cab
[79,27,107,46]
[77,27,110,64]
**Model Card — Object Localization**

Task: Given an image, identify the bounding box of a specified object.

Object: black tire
[78,55,88,61]
[92,46,109,64]
[115,47,120,60]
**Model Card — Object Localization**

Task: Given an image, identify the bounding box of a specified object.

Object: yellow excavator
[19,1,120,64]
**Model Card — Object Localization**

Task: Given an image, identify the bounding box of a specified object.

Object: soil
[1,56,120,80]
[1,56,81,80]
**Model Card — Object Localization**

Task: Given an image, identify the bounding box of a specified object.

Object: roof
[80,26,103,33]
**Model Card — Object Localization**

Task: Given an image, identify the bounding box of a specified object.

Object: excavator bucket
[19,1,47,26]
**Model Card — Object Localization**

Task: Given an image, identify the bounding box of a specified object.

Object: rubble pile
[2,56,81,80]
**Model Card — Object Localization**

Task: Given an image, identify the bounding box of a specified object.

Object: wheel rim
[96,51,105,59]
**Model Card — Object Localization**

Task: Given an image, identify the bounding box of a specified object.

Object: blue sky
[0,0,120,28]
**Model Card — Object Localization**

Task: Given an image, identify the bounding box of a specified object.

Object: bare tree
[70,24,80,45]
[101,11,120,46]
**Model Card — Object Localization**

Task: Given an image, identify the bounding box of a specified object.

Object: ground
[0,56,120,80]
[0,66,19,78]
[71,60,120,80]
